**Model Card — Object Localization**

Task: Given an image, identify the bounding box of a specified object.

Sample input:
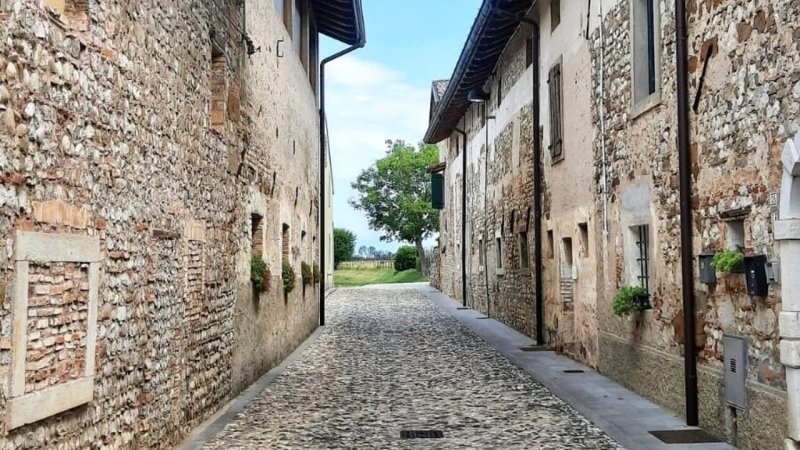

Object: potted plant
[250,256,270,294]
[282,260,296,295]
[301,261,313,286]
[612,285,651,317]
[712,249,745,274]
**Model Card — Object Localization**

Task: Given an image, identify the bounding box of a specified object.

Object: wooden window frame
[548,60,564,164]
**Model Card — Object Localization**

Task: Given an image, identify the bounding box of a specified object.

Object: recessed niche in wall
[8,231,101,430]
[578,222,589,257]
[726,220,745,250]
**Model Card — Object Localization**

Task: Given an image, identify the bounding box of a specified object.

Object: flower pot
[634,293,652,311]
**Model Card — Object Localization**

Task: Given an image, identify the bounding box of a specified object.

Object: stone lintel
[782,312,800,339]
[776,220,800,241]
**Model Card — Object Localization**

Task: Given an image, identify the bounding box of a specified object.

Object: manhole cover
[400,430,444,439]
[562,369,585,373]
[520,346,553,352]
[650,429,720,444]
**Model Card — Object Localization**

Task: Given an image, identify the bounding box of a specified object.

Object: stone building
[427,0,799,448]
[0,0,362,447]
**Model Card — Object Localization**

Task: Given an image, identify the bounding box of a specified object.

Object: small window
[547,230,554,259]
[578,223,589,257]
[561,237,573,279]
[551,0,561,31]
[309,23,319,91]
[251,214,264,255]
[634,225,650,294]
[496,237,503,270]
[497,77,503,108]
[631,0,661,109]
[726,220,745,250]
[209,41,227,134]
[548,62,563,162]
[478,239,484,264]
[519,232,530,269]
[282,224,290,262]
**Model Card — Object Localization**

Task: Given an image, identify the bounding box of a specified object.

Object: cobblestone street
[200,286,622,449]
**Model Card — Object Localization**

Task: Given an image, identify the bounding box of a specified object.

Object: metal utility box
[724,335,747,410]
[744,255,768,297]
[698,250,716,284]
[431,173,445,210]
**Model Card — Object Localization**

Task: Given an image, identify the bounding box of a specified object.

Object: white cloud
[325,55,431,251]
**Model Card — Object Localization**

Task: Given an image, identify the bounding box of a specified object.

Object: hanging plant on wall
[313,263,321,284]
[282,260,296,294]
[301,261,313,286]
[612,285,651,316]
[250,256,270,294]
[712,249,745,273]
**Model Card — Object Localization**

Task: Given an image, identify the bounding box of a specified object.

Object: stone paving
[201,287,624,449]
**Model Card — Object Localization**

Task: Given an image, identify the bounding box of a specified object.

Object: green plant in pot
[301,261,313,286]
[712,249,745,274]
[282,260,296,294]
[612,285,651,317]
[250,256,269,294]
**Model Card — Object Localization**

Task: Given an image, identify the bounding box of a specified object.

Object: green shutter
[431,173,445,210]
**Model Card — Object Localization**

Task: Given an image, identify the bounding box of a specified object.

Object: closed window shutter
[548,63,563,160]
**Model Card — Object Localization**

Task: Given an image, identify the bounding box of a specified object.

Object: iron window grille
[636,225,650,294]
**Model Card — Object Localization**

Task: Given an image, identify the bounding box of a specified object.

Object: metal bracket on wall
[276,38,285,64]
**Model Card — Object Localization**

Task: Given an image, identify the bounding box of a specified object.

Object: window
[561,237,574,279]
[282,224,290,262]
[548,61,563,162]
[479,239,485,265]
[497,77,503,108]
[309,23,319,91]
[726,220,745,250]
[547,230,554,259]
[551,0,561,31]
[496,237,503,270]
[578,222,589,257]
[519,232,530,269]
[631,0,661,112]
[634,225,650,293]
[209,41,227,134]
[251,214,264,256]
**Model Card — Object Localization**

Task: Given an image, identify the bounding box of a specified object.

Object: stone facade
[429,0,798,448]
[0,0,331,447]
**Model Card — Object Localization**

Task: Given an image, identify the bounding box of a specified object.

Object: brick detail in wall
[25,262,89,395]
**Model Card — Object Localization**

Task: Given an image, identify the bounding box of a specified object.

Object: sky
[321,0,481,253]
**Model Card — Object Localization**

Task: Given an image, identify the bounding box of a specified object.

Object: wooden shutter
[548,62,563,161]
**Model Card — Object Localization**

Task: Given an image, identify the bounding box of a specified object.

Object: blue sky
[321,0,481,253]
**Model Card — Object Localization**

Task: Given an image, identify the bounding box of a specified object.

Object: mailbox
[744,255,768,297]
[698,250,717,284]
[431,173,445,210]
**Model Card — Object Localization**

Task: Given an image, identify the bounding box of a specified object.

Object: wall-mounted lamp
[468,89,491,103]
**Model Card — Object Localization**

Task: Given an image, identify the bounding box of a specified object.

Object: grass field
[333,268,427,287]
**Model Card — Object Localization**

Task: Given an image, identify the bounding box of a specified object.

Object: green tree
[333,228,357,269]
[350,140,440,273]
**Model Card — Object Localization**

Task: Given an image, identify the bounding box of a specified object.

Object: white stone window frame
[630,0,663,119]
[8,231,100,430]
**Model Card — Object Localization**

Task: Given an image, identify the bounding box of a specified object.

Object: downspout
[483,105,492,316]
[491,2,543,344]
[675,0,699,426]
[455,127,469,308]
[319,0,366,326]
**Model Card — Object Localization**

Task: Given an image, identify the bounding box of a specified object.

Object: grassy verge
[333,268,427,287]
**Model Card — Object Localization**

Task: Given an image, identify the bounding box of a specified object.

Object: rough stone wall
[592,0,796,447]
[0,0,321,448]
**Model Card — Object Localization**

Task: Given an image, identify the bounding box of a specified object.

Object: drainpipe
[597,0,609,237]
[675,0,699,426]
[491,2,543,344]
[455,127,469,308]
[319,0,366,326]
[483,104,492,316]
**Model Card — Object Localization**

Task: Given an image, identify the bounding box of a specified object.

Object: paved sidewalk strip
[421,285,736,450]
[193,286,623,449]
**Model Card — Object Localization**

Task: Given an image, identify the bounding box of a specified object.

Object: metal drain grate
[476,316,491,320]
[400,430,444,439]
[650,429,721,444]
[520,346,554,352]
[457,307,469,310]
[562,369,585,373]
